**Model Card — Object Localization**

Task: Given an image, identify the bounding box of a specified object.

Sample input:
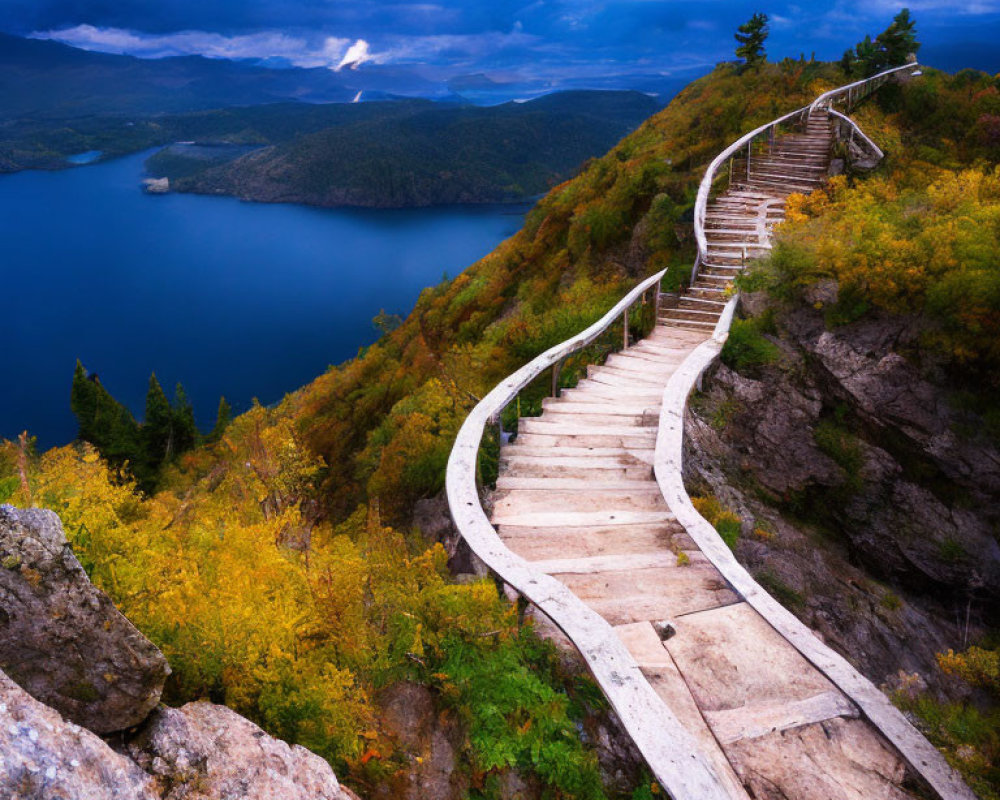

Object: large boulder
[0,506,169,734]
[127,701,357,800]
[0,669,159,800]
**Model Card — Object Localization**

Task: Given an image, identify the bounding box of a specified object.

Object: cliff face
[0,505,357,800]
[684,292,1000,693]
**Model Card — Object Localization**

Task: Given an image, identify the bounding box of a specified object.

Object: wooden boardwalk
[491,113,930,798]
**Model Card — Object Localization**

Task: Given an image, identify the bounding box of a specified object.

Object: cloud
[32,24,352,68]
[336,39,374,70]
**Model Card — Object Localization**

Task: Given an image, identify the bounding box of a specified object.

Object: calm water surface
[1,150,527,448]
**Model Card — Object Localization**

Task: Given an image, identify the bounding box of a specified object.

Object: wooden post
[622,304,630,350]
[551,360,562,398]
[746,140,752,182]
[653,283,661,323]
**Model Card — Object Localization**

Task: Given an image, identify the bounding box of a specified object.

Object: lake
[0,151,528,448]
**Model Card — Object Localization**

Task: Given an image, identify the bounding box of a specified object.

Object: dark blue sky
[2,1,998,82]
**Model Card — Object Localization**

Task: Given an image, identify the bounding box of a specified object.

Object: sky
[2,1,999,84]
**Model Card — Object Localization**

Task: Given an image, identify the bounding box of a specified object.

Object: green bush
[721,318,780,373]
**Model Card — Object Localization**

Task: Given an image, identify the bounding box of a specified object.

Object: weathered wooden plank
[664,602,836,713]
[501,445,656,463]
[499,522,683,559]
[616,623,753,800]
[494,476,661,491]
[491,509,676,528]
[705,690,858,745]
[530,551,707,574]
[726,718,913,800]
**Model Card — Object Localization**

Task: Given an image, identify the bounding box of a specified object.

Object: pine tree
[734,12,769,70]
[855,34,880,77]
[70,360,99,443]
[172,383,199,454]
[70,360,141,472]
[840,48,857,76]
[210,397,233,441]
[143,373,174,470]
[876,8,919,67]
[849,10,919,78]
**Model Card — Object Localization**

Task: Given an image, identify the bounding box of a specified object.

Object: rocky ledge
[684,292,1000,694]
[0,505,357,800]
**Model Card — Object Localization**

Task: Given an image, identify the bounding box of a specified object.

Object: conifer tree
[71,360,99,443]
[735,12,769,70]
[876,8,919,67]
[70,360,141,468]
[846,10,919,77]
[172,383,199,454]
[210,397,233,441]
[143,373,174,469]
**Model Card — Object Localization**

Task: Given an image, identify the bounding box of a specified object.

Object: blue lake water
[1,150,527,448]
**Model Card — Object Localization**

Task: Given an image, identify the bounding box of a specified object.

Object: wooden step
[499,522,686,559]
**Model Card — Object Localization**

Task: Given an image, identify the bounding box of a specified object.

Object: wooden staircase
[488,108,941,798]
[452,63,974,800]
[492,324,922,799]
[660,110,832,332]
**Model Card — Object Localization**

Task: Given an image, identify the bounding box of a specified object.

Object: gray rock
[127,701,355,800]
[0,668,159,800]
[685,301,1000,693]
[0,506,169,734]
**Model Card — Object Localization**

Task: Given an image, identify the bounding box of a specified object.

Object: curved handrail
[652,337,976,800]
[692,105,809,265]
[692,62,918,272]
[447,66,973,800]
[445,268,737,799]
[808,62,920,115]
[828,108,884,161]
[659,82,975,799]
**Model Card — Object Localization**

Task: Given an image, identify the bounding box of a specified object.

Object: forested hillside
[4,59,999,798]
[153,91,663,207]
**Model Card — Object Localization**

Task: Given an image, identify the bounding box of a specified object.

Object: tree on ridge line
[735,12,770,70]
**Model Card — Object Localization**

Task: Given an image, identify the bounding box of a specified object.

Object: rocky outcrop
[0,669,159,800]
[128,702,358,800]
[142,177,169,194]
[0,505,358,799]
[685,296,1000,693]
[0,506,170,734]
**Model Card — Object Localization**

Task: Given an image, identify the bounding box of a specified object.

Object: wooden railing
[691,104,810,281]
[809,61,920,115]
[444,62,976,800]
[691,62,920,283]
[828,107,885,161]
[444,267,735,799]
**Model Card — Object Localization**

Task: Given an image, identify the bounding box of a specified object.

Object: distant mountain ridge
[0,32,687,118]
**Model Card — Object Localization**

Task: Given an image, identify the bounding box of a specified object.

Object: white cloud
[336,39,374,70]
[32,24,539,74]
[33,25,352,69]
